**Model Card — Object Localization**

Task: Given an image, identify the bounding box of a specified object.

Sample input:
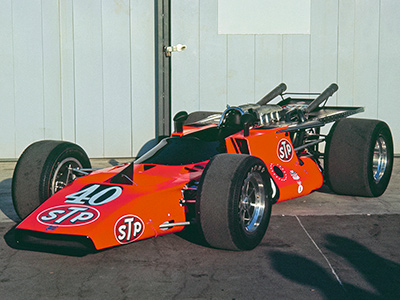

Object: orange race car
[11,83,393,253]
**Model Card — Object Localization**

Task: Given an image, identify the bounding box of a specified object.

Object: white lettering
[65,185,100,204]
[118,224,127,241]
[115,215,144,243]
[70,211,95,223]
[124,217,135,242]
[40,210,65,222]
[65,184,122,206]
[88,186,122,206]
[133,221,143,238]
[278,139,293,161]
[54,207,88,224]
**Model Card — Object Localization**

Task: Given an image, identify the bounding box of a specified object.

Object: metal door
[169,0,400,154]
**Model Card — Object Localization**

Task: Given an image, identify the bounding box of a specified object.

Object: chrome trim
[372,135,388,183]
[159,221,191,230]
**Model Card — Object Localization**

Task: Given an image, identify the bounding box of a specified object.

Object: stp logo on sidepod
[277,139,294,162]
[114,215,145,244]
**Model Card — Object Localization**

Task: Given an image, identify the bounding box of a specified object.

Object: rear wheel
[196,154,272,250]
[325,118,393,197]
[12,140,91,219]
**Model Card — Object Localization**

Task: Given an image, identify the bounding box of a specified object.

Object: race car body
[15,164,189,249]
[12,83,394,252]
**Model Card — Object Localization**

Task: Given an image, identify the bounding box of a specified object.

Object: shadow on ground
[4,224,96,257]
[0,178,20,222]
[270,234,400,299]
[3,222,211,257]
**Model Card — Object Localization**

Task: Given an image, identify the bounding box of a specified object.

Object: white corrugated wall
[0,0,399,159]
[172,0,400,154]
[0,0,155,159]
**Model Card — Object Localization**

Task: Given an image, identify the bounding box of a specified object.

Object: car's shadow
[4,211,213,257]
[175,225,210,248]
[269,234,400,299]
[317,183,336,195]
[0,178,20,223]
[4,225,96,257]
[4,224,210,257]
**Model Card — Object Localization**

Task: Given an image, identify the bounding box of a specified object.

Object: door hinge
[164,44,187,57]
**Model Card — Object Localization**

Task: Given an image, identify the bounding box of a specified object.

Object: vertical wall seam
[226,36,228,106]
[336,0,340,104]
[129,0,133,157]
[308,30,312,92]
[376,0,381,118]
[308,0,312,92]
[352,0,356,106]
[71,0,77,143]
[11,0,17,157]
[281,35,284,83]
[254,35,256,102]
[100,1,105,157]
[58,0,63,140]
[41,0,46,139]
[198,0,201,110]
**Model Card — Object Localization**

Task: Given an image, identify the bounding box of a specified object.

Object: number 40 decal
[65,184,122,206]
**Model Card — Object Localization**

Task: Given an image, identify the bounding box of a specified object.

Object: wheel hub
[372,135,388,183]
[51,157,83,195]
[239,171,266,233]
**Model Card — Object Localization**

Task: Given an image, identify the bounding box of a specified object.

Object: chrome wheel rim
[372,135,388,183]
[51,157,82,195]
[239,171,266,233]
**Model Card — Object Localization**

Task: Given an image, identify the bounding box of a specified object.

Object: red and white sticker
[37,205,100,227]
[114,215,145,244]
[269,163,288,182]
[277,139,294,162]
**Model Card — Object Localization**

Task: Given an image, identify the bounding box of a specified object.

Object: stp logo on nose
[114,215,145,244]
[37,205,100,227]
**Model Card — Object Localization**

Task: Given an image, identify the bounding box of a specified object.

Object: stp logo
[277,139,294,162]
[37,205,100,227]
[114,215,144,244]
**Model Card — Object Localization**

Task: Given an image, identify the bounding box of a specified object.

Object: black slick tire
[325,118,393,197]
[196,154,272,251]
[12,140,91,219]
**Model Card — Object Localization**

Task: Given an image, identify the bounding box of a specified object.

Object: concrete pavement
[0,158,399,299]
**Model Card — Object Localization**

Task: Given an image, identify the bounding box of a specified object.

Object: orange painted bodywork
[224,127,323,202]
[16,163,204,250]
[16,124,323,251]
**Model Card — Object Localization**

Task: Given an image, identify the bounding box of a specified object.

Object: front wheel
[196,154,272,251]
[12,140,91,219]
[324,118,393,197]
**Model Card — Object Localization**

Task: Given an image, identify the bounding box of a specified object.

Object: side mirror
[240,113,256,137]
[173,111,189,133]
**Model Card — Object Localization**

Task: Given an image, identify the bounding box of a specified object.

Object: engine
[238,104,283,126]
